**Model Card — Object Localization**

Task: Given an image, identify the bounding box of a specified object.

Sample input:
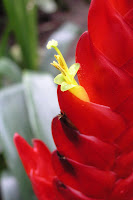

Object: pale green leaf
[23,72,59,151]
[1,172,22,200]
[0,57,21,83]
[0,84,34,199]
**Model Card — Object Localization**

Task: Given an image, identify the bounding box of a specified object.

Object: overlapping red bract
[14,0,133,199]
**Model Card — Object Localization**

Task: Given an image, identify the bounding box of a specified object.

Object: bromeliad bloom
[14,0,133,199]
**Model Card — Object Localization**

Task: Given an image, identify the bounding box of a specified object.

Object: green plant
[2,0,38,70]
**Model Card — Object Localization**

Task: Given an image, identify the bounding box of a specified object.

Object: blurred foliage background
[0,0,91,199]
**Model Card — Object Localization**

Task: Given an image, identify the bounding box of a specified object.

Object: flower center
[46,39,90,102]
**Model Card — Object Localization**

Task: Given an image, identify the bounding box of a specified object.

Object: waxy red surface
[14,0,133,199]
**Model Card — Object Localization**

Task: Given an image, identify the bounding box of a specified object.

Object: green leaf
[2,0,38,70]
[1,172,22,200]
[0,57,22,84]
[0,84,34,199]
[0,24,11,57]
[23,72,59,151]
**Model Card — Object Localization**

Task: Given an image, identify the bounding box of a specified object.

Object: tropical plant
[14,0,133,199]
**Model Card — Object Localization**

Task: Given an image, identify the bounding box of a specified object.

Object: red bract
[14,0,133,199]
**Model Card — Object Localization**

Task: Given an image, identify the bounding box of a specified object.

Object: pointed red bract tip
[13,132,21,144]
[14,134,57,199]
[32,139,55,180]
[14,133,55,180]
[14,133,37,176]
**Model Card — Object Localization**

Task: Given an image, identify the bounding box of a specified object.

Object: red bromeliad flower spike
[14,0,133,199]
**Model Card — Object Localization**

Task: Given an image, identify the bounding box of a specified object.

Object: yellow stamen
[47,40,58,49]
[51,61,66,76]
[47,39,78,86]
[46,39,90,102]
[54,55,66,71]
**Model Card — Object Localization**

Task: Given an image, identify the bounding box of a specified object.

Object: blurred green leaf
[0,84,34,199]
[23,72,59,151]
[0,24,11,57]
[40,22,80,76]
[1,172,22,200]
[0,57,22,84]
[2,0,38,70]
[10,45,23,64]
